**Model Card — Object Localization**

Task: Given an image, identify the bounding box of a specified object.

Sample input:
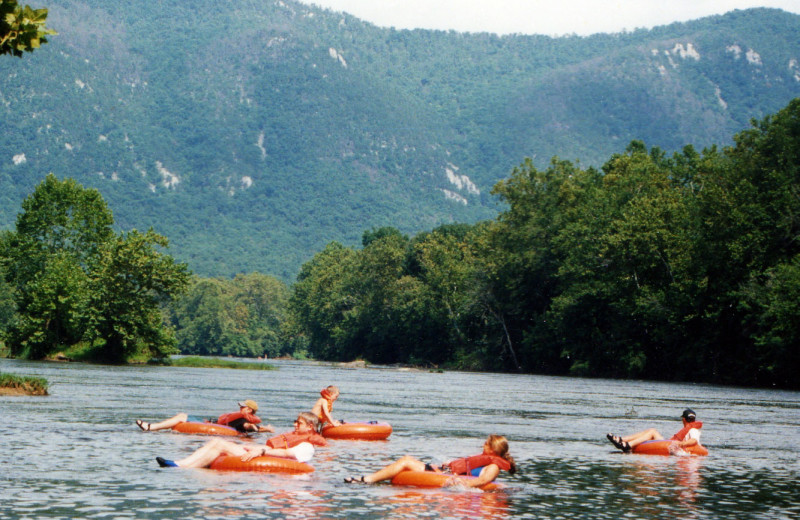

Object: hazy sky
[297,1,800,36]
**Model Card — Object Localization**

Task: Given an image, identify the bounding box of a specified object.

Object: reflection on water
[1,358,799,519]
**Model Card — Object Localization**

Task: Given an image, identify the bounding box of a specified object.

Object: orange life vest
[266,431,328,449]
[446,454,511,476]
[217,411,261,426]
[316,389,335,422]
[671,421,703,441]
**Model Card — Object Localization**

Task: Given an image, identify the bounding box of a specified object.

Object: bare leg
[143,413,189,432]
[622,428,663,448]
[174,438,250,468]
[363,455,427,483]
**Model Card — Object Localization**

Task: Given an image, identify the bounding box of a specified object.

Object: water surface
[1,358,798,519]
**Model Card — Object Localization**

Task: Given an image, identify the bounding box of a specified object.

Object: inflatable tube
[322,421,392,440]
[391,471,501,491]
[632,440,708,456]
[172,421,242,437]
[208,454,314,474]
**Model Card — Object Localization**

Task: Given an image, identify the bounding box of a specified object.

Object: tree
[289,242,359,360]
[0,265,14,335]
[86,229,190,363]
[232,272,291,357]
[170,273,292,358]
[2,174,113,357]
[170,278,238,357]
[1,0,55,57]
[1,175,189,362]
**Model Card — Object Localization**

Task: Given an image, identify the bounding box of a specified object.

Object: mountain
[2,1,800,281]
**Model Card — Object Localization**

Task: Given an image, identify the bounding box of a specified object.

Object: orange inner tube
[321,421,392,440]
[172,421,242,436]
[208,454,314,473]
[632,440,709,456]
[391,471,501,491]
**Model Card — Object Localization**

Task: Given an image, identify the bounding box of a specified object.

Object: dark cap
[681,408,696,421]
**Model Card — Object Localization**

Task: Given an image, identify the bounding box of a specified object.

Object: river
[1,358,798,519]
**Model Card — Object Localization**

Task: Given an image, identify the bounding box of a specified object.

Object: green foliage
[166,356,276,370]
[86,229,190,362]
[0,174,189,362]
[0,264,17,335]
[0,0,54,57]
[168,272,291,358]
[289,242,359,360]
[289,99,800,388]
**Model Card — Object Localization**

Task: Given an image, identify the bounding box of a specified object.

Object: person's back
[311,386,340,427]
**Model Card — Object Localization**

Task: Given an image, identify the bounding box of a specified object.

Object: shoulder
[309,433,328,446]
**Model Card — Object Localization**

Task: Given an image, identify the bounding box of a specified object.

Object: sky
[297,0,800,36]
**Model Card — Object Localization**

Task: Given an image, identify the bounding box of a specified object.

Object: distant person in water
[136,399,274,433]
[607,408,703,453]
[344,434,516,488]
[311,385,341,428]
[156,412,326,468]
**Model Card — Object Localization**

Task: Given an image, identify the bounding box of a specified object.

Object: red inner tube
[390,470,501,491]
[321,421,392,440]
[208,454,314,473]
[632,440,709,456]
[171,422,242,436]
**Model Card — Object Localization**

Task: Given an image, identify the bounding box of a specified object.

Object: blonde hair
[487,434,517,475]
[297,412,320,432]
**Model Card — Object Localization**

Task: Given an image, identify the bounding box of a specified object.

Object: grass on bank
[166,356,277,370]
[0,373,49,395]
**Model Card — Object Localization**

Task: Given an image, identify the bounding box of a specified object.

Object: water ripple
[1,358,799,519]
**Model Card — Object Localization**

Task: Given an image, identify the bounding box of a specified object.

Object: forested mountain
[2,1,800,280]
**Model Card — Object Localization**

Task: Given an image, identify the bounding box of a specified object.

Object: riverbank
[0,373,49,396]
[167,356,276,370]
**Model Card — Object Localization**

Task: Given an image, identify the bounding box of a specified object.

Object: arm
[446,464,500,489]
[677,428,700,448]
[240,446,294,462]
[313,398,340,427]
[321,404,341,427]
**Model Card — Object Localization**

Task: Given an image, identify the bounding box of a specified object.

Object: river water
[1,358,798,519]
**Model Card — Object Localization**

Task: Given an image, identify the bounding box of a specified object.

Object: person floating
[311,385,341,428]
[155,412,326,468]
[344,434,516,488]
[607,408,703,453]
[136,399,274,434]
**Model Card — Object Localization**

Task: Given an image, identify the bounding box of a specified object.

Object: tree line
[2,99,798,389]
[289,99,800,389]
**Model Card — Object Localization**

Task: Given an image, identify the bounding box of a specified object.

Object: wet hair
[486,434,517,475]
[297,412,320,432]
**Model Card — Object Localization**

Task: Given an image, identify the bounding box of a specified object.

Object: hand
[444,476,466,487]
[241,448,263,462]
